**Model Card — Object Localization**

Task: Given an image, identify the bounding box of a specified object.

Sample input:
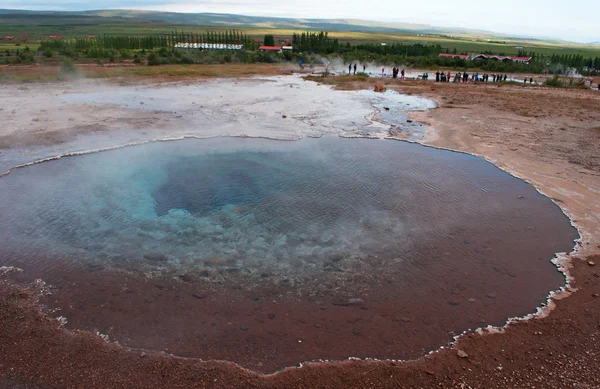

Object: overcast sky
[4,0,600,43]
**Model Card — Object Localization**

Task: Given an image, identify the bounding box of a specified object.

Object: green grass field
[0,42,40,51]
[1,19,599,58]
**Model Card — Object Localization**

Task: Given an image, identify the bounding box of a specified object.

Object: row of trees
[32,29,600,73]
[548,54,600,70]
[292,31,341,54]
[39,30,258,52]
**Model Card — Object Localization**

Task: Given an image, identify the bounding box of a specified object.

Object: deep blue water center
[153,153,293,216]
[0,137,576,283]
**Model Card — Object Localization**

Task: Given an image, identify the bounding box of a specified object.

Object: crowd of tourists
[344,64,600,90]
[432,71,532,84]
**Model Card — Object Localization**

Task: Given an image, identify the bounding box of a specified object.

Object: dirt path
[1,75,600,388]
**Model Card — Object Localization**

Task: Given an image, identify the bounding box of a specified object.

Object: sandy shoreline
[1,73,599,388]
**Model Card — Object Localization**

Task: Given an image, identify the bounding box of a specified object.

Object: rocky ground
[1,69,600,388]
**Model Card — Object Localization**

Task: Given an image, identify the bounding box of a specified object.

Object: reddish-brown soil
[1,256,599,388]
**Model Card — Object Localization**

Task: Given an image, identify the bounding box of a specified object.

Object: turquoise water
[0,137,576,288]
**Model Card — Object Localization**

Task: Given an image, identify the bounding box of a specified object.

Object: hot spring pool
[0,136,577,372]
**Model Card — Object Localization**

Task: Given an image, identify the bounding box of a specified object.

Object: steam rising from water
[0,137,576,292]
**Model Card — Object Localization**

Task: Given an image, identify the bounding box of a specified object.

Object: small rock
[588,261,596,267]
[457,350,468,358]
[239,326,249,331]
[140,351,147,357]
[383,107,390,111]
[425,369,435,376]
[468,298,476,303]
[592,293,599,298]
[143,252,168,262]
[267,313,276,320]
[486,293,497,299]
[179,274,194,283]
[192,293,207,300]
[406,119,413,123]
[333,298,364,306]
[140,101,144,105]
[374,83,386,93]
[282,115,287,118]
[328,254,344,262]
[497,365,503,371]
[518,195,525,199]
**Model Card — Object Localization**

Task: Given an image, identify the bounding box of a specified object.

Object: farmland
[1,12,599,58]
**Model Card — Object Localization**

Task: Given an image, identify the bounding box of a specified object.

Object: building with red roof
[259,45,282,53]
[439,53,469,60]
[439,53,532,64]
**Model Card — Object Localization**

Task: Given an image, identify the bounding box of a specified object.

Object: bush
[42,50,53,58]
[147,53,160,66]
[60,58,77,74]
[179,55,194,64]
[545,75,564,87]
[133,56,141,64]
[235,51,249,63]
[255,52,277,63]
[16,52,35,64]
[119,49,132,59]
[158,47,169,57]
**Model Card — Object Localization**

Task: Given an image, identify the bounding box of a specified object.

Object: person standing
[353,63,357,75]
[363,64,366,72]
[401,69,405,79]
[382,67,385,77]
[349,64,352,74]
[436,71,440,82]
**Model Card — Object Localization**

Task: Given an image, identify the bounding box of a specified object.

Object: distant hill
[0,9,593,45]
[0,9,518,38]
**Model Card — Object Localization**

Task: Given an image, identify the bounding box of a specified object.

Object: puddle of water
[0,137,577,373]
